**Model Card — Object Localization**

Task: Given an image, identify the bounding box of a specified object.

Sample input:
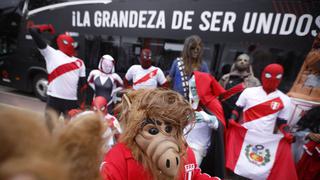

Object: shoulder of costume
[112,143,134,159]
[220,74,230,80]
[244,86,259,92]
[89,69,101,75]
[276,89,292,102]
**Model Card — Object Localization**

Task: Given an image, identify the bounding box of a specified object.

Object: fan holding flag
[226,64,298,180]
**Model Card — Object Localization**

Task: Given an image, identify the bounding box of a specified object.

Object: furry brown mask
[118,89,194,180]
[0,107,105,180]
[0,108,68,180]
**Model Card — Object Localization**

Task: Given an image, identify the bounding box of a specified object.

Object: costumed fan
[68,96,122,150]
[29,24,87,131]
[167,35,209,100]
[100,88,221,180]
[219,53,260,119]
[88,54,123,114]
[185,71,226,179]
[226,64,297,180]
[124,48,167,89]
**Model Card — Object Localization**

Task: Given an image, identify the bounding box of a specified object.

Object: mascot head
[56,34,76,57]
[118,89,194,179]
[99,54,115,74]
[261,63,283,94]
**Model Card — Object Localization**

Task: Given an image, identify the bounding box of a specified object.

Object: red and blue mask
[57,34,76,57]
[261,64,284,94]
[140,48,152,69]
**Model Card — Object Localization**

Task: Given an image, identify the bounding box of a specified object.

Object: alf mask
[119,89,194,179]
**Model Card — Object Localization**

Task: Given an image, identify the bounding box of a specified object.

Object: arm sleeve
[38,46,55,66]
[78,77,87,109]
[113,73,124,86]
[192,169,221,180]
[125,66,133,81]
[29,28,47,49]
[210,75,226,96]
[168,59,177,79]
[87,70,96,90]
[278,97,294,121]
[79,61,86,77]
[235,89,247,108]
[157,68,167,85]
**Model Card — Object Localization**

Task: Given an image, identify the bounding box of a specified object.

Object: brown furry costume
[119,89,193,180]
[101,88,220,180]
[0,107,105,180]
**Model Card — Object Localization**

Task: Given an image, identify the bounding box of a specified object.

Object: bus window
[0,36,17,56]
[84,34,101,70]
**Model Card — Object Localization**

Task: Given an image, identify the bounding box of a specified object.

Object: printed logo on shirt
[75,60,83,68]
[270,101,280,110]
[184,164,195,180]
[245,144,271,166]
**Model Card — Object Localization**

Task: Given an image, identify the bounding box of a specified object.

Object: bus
[0,0,319,101]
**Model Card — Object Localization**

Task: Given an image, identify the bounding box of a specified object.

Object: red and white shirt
[125,65,166,90]
[100,143,220,180]
[236,86,293,134]
[39,46,86,100]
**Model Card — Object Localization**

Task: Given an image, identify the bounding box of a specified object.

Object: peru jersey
[39,46,86,100]
[125,65,166,90]
[236,86,293,134]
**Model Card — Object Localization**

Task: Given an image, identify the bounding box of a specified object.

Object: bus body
[0,0,319,101]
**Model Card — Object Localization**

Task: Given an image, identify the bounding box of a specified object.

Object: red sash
[48,59,82,84]
[133,69,158,85]
[243,97,284,123]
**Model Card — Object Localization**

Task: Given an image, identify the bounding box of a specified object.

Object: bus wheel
[33,74,48,101]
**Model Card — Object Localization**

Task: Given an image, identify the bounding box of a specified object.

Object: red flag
[226,121,298,180]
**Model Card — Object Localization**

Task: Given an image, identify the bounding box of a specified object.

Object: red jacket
[100,143,220,180]
[194,71,226,127]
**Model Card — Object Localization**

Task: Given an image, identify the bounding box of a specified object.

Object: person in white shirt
[124,48,167,90]
[29,24,87,131]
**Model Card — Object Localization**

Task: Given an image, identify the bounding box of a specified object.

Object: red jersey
[100,143,220,180]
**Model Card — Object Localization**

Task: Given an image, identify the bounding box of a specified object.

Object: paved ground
[0,85,46,114]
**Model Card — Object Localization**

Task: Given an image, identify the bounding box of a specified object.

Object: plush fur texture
[118,88,194,180]
[0,107,105,180]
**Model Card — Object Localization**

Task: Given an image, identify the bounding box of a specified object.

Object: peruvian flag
[226,121,297,180]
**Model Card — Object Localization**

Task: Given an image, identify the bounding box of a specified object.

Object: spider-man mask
[261,64,284,94]
[57,34,76,57]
